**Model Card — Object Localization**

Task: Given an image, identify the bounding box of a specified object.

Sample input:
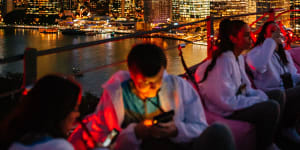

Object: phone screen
[102,129,119,147]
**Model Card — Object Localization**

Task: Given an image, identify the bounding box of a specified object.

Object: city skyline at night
[0,0,298,33]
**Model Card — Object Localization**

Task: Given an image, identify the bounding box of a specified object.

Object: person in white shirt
[246,21,300,143]
[69,43,236,150]
[0,75,82,150]
[195,19,282,150]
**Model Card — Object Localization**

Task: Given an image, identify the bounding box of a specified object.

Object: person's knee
[263,101,280,120]
[208,123,232,137]
[199,123,235,150]
[268,89,286,104]
[276,89,286,106]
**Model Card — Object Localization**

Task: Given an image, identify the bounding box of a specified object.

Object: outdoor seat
[288,47,300,73]
[205,109,256,150]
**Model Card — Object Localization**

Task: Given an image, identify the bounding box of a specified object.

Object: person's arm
[170,77,208,143]
[92,90,141,150]
[246,38,277,73]
[203,57,268,112]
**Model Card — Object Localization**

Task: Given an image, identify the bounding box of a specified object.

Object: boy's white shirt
[83,71,208,150]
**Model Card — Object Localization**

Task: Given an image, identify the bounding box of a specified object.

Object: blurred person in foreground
[0,75,82,150]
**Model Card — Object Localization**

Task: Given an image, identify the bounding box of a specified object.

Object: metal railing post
[268,9,275,21]
[22,48,37,88]
[206,16,214,58]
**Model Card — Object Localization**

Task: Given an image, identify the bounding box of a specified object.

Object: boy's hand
[134,121,151,140]
[150,120,178,139]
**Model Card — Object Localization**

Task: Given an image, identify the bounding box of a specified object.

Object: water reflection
[0,29,207,96]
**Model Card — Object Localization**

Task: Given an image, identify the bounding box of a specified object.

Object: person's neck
[129,81,147,100]
[233,48,241,59]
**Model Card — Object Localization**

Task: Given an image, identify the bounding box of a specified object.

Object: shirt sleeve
[91,90,141,150]
[246,38,277,73]
[171,77,208,143]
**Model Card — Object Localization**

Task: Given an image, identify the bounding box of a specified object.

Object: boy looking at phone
[69,43,235,150]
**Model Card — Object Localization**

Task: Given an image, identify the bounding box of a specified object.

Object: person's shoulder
[8,139,74,150]
[220,51,234,59]
[216,51,235,68]
[102,70,130,90]
[43,138,74,150]
[164,74,191,87]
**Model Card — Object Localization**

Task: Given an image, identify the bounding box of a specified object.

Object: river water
[0,28,207,96]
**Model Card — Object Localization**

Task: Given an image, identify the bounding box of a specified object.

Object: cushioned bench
[288,47,300,73]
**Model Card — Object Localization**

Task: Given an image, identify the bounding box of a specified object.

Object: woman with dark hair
[194,19,281,150]
[246,21,300,143]
[0,75,82,150]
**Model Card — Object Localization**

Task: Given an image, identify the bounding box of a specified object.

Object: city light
[0,0,298,34]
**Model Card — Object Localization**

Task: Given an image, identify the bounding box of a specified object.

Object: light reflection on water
[0,29,207,96]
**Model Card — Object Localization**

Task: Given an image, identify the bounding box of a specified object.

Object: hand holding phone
[153,110,174,125]
[150,120,178,138]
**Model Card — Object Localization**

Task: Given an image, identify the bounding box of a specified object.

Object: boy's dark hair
[127,43,167,77]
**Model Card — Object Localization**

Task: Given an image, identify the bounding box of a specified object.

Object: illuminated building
[26,0,60,15]
[0,0,14,16]
[60,0,79,10]
[109,0,137,18]
[291,0,300,35]
[210,0,256,23]
[256,0,290,29]
[144,0,171,23]
[25,0,61,25]
[0,0,3,20]
[172,0,209,22]
[14,0,27,8]
[90,0,109,15]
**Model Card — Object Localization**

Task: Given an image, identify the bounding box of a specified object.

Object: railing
[0,8,299,98]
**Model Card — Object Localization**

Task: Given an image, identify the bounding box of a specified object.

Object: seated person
[246,21,300,143]
[0,75,82,150]
[194,19,281,150]
[69,43,236,150]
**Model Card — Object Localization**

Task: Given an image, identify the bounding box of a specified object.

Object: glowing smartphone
[102,129,119,147]
[153,110,174,125]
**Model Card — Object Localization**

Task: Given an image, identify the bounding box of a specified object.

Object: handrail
[0,44,184,99]
[275,9,300,19]
[0,9,279,65]
[0,18,209,64]
[0,88,23,99]
[0,54,24,64]
[75,44,187,76]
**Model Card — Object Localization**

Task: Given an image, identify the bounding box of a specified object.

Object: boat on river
[39,28,58,34]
